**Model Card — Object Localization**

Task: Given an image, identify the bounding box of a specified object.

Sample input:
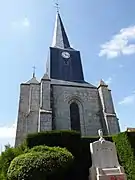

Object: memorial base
[89,166,127,180]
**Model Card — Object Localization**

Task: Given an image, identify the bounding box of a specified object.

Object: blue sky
[0,0,135,150]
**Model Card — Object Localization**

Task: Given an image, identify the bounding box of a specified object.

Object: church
[15,12,120,146]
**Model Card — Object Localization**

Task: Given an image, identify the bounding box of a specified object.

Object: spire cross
[54,0,60,13]
[32,66,36,78]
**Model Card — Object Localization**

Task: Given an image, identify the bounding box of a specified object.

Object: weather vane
[54,0,60,13]
[32,66,36,78]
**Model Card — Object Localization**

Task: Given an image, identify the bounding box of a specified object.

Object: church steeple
[52,13,71,49]
[46,12,84,82]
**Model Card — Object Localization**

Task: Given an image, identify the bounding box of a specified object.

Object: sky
[0,0,135,150]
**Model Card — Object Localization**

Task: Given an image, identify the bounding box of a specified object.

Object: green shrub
[112,132,135,180]
[27,145,69,154]
[7,146,74,180]
[25,130,81,157]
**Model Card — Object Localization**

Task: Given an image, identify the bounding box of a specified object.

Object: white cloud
[0,123,16,139]
[0,123,16,151]
[11,17,30,29]
[99,25,135,58]
[119,93,135,105]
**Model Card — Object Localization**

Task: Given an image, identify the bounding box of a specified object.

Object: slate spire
[48,11,84,82]
[52,12,71,49]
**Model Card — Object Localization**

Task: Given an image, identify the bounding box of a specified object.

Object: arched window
[70,102,80,131]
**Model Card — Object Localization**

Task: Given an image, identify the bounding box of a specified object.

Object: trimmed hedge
[127,131,135,156]
[112,132,135,180]
[25,130,81,157]
[7,146,74,180]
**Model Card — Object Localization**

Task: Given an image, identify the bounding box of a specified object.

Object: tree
[0,145,23,179]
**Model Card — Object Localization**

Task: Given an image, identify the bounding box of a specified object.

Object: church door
[70,102,81,131]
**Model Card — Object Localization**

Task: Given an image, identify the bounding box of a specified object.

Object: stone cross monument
[89,129,127,180]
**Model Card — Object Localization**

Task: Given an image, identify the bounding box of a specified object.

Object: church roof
[42,73,50,80]
[25,67,39,84]
[51,13,71,49]
[26,76,39,84]
[51,79,96,88]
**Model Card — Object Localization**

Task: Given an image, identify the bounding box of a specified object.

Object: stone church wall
[15,84,30,146]
[105,115,120,134]
[52,85,103,136]
[15,83,40,146]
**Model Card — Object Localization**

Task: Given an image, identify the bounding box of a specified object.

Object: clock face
[61,51,70,59]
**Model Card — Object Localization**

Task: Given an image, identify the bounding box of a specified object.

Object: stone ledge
[40,109,52,114]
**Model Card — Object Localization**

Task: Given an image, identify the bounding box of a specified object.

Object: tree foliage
[0,144,24,179]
